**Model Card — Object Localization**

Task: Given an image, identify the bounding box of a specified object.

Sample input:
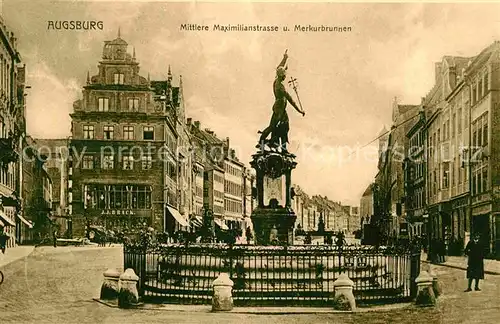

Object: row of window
[214,190,224,200]
[84,184,152,210]
[0,118,9,138]
[82,154,153,170]
[428,108,468,158]
[411,188,425,210]
[195,186,203,198]
[409,131,425,150]
[83,125,155,140]
[429,159,467,196]
[165,188,177,207]
[472,166,489,196]
[472,112,489,148]
[224,162,242,177]
[224,180,242,197]
[224,198,242,214]
[0,55,11,102]
[0,162,15,190]
[214,173,224,184]
[471,72,489,106]
[97,97,141,112]
[407,162,425,182]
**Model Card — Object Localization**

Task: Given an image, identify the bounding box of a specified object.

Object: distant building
[188,120,228,230]
[223,137,245,230]
[360,183,374,227]
[404,104,427,240]
[20,137,53,243]
[291,185,306,230]
[34,138,70,236]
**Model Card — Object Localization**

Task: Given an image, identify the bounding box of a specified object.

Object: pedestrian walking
[464,233,485,292]
[0,227,9,254]
[52,230,58,248]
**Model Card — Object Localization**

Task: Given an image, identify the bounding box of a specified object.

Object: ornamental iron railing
[124,243,420,306]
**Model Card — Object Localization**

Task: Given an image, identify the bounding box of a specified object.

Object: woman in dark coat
[464,234,485,292]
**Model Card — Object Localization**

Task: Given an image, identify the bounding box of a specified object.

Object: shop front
[471,202,492,257]
[449,195,469,255]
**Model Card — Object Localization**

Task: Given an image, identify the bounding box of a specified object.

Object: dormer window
[114,73,124,85]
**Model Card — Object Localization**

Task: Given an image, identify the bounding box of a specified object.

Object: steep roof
[362,184,373,197]
[465,41,499,75]
[108,37,128,46]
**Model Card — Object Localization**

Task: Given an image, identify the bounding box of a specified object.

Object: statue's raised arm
[277,49,288,70]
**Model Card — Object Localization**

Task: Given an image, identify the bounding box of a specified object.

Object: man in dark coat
[464,234,485,292]
[0,227,8,254]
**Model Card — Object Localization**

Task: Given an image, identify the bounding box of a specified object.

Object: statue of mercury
[257,50,305,152]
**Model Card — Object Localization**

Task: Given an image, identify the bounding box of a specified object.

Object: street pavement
[0,246,499,323]
[422,252,500,275]
[0,245,34,268]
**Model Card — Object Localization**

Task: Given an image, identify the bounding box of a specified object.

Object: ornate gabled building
[69,32,188,236]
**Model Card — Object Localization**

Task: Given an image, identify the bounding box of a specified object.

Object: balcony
[0,137,17,164]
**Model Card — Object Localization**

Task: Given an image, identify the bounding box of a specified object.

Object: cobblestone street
[0,247,499,323]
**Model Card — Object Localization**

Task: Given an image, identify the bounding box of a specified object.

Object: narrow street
[1,247,500,323]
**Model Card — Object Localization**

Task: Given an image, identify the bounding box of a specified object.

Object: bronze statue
[257,50,305,152]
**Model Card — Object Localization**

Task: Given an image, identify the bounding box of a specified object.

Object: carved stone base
[251,207,296,245]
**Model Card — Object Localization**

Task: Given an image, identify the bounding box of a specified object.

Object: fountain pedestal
[250,150,297,245]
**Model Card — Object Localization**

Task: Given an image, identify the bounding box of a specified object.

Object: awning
[16,214,33,229]
[214,218,229,230]
[190,216,203,228]
[166,205,189,227]
[0,210,16,227]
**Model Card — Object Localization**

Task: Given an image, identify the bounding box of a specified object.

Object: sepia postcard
[1,0,500,323]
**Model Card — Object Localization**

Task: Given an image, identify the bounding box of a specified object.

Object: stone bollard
[118,268,140,308]
[212,273,234,312]
[100,268,121,300]
[428,267,442,298]
[415,270,436,307]
[332,273,356,311]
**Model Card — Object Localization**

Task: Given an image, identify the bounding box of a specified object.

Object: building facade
[405,107,427,241]
[360,183,374,227]
[223,141,244,230]
[0,16,25,248]
[20,139,53,243]
[424,56,472,254]
[69,33,186,236]
[34,138,70,237]
[466,43,499,256]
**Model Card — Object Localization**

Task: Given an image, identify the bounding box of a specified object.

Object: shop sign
[101,209,135,216]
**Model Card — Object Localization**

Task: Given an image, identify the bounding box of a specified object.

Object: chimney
[194,121,200,129]
[225,137,230,147]
[187,118,192,126]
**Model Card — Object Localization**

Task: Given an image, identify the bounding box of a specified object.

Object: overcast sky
[4,1,500,206]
